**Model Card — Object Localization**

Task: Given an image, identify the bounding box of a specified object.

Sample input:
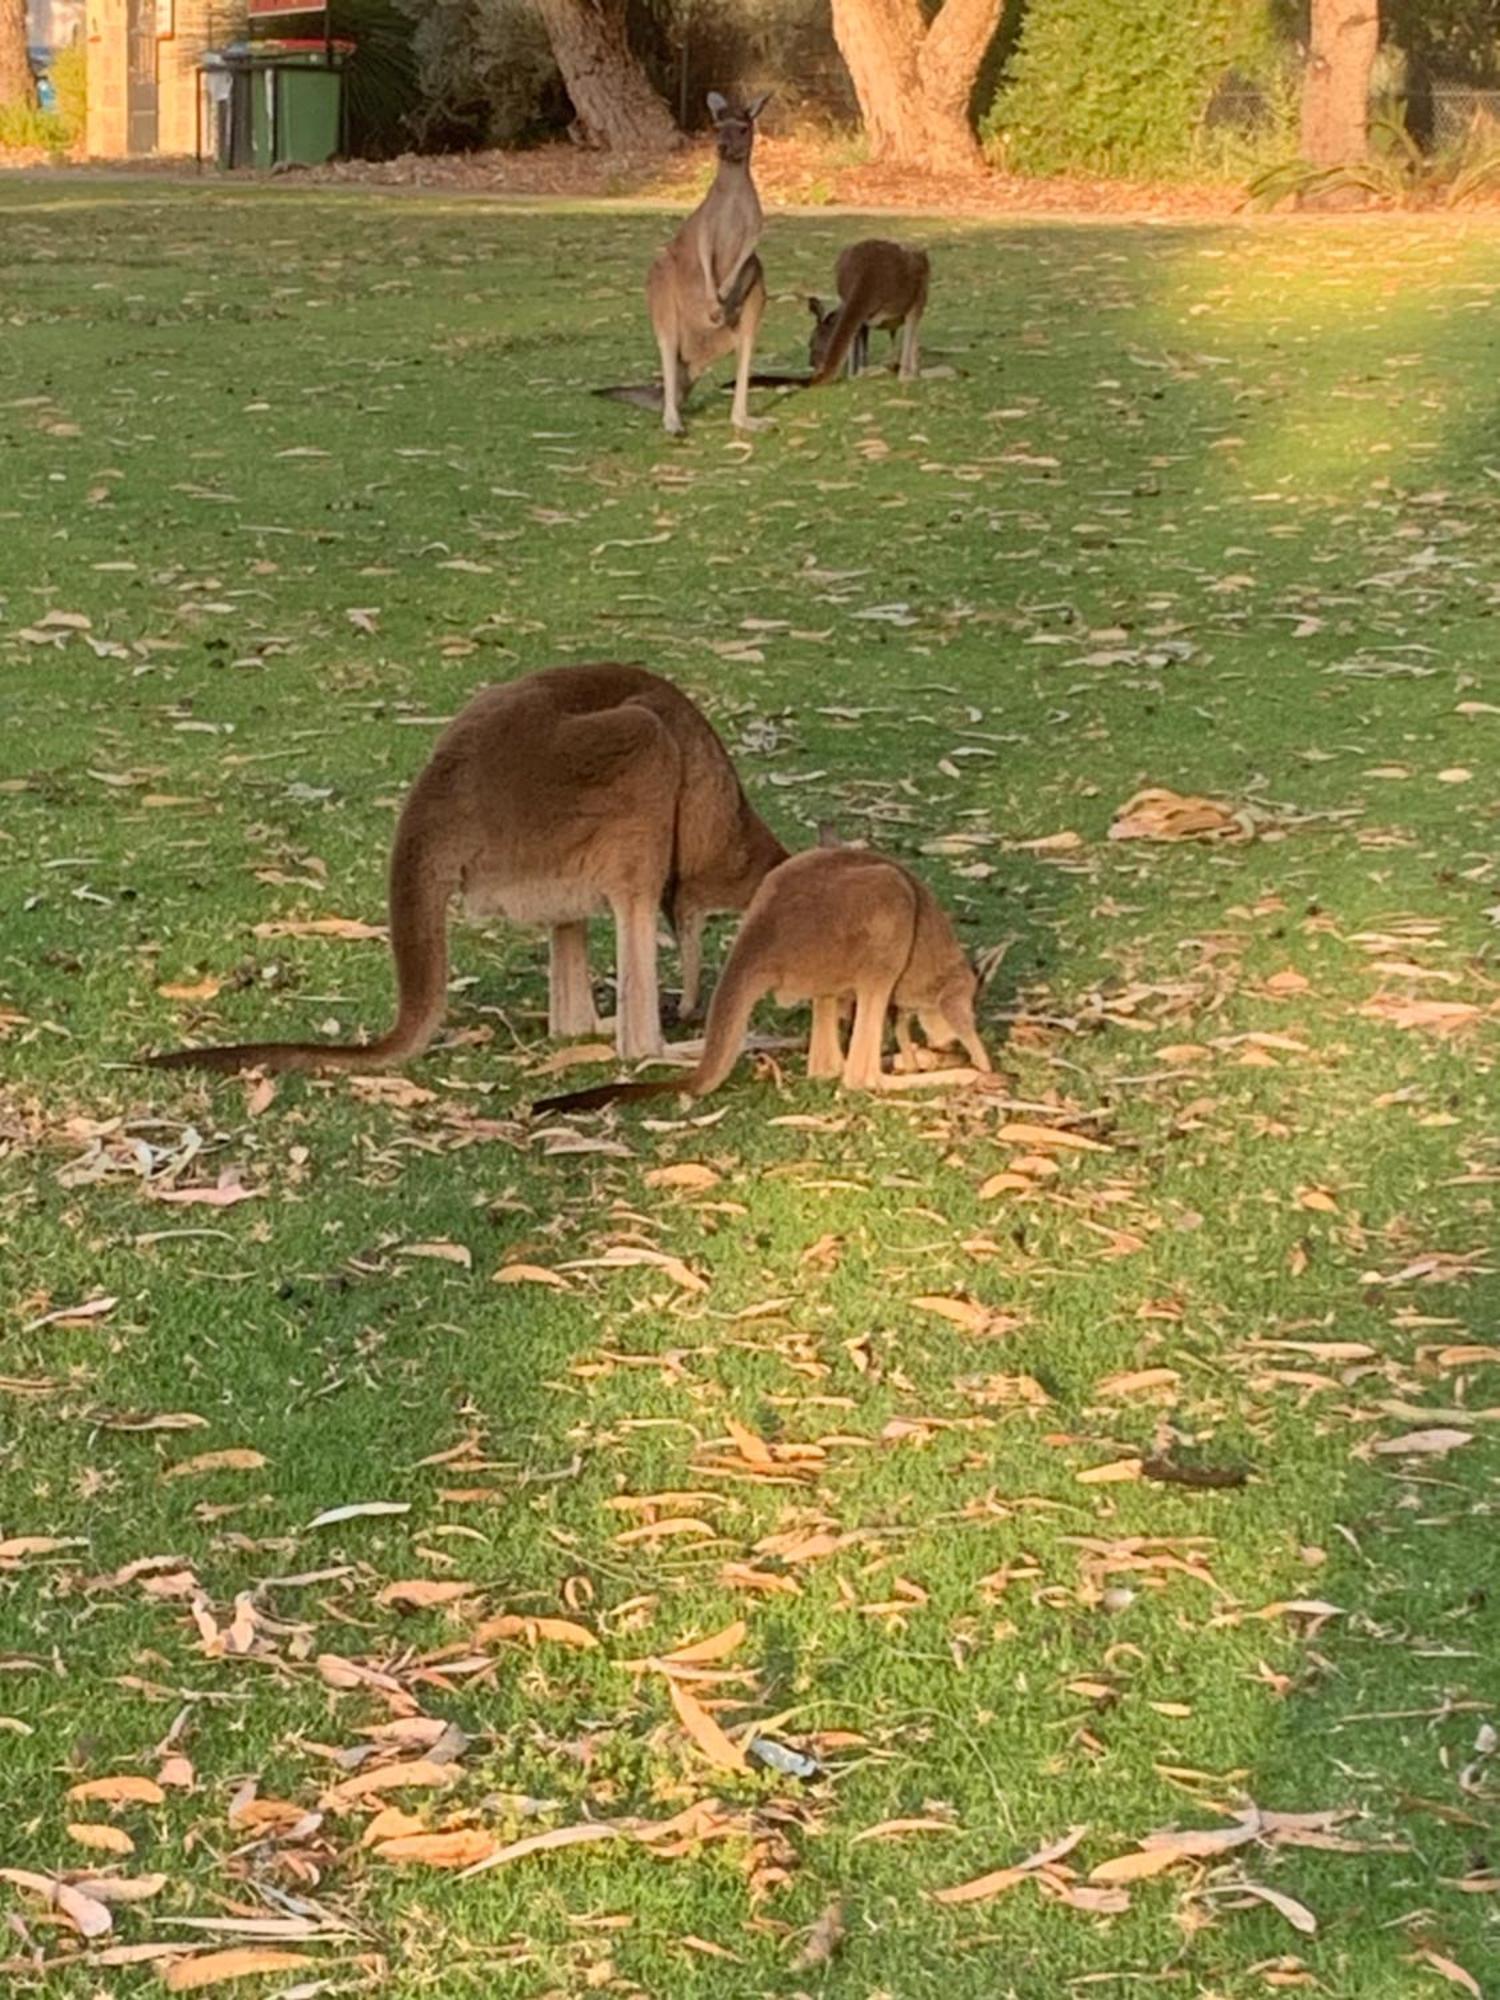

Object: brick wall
[86,0,216,158]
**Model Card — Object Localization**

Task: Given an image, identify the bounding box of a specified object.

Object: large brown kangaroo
[533,845,990,1115]
[808,239,930,386]
[645,92,771,435]
[146,665,786,1077]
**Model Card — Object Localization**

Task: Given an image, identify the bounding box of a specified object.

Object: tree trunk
[0,0,36,112]
[533,0,675,152]
[1301,0,1380,165]
[830,0,1006,173]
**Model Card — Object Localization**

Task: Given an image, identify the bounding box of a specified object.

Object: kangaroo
[642,91,771,435]
[808,239,930,386]
[146,664,786,1078]
[533,845,989,1116]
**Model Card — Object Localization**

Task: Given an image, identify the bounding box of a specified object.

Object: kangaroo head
[806,296,841,371]
[708,91,769,164]
[914,955,991,1073]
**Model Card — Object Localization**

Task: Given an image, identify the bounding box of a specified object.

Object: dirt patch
[4,135,1246,219]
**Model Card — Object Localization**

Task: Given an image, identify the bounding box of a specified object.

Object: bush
[397,0,569,150]
[0,39,85,155]
[986,0,1292,179]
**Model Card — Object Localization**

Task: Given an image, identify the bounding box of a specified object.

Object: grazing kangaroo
[147,665,786,1078]
[808,239,930,386]
[533,845,990,1115]
[644,91,771,435]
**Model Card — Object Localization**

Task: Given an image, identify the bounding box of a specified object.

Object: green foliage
[0,99,70,153]
[397,0,568,150]
[0,38,84,154]
[1247,113,1500,209]
[987,0,1292,178]
[48,41,87,143]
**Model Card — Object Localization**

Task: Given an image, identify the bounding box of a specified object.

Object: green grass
[0,184,1497,1997]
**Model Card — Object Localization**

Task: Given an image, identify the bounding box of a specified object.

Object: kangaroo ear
[816,819,840,847]
[746,92,772,121]
[706,91,729,123]
[807,295,825,319]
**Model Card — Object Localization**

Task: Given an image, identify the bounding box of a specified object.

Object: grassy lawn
[1,183,1497,1997]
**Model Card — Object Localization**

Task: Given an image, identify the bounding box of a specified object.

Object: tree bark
[1,0,36,113]
[830,0,1006,172]
[533,0,675,152]
[1301,0,1380,165]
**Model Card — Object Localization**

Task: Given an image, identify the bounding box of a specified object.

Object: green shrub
[0,39,85,155]
[986,0,1292,179]
[49,41,87,144]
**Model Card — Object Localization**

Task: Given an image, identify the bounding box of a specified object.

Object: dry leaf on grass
[670,1679,747,1771]
[0,1534,88,1559]
[66,1823,135,1856]
[321,1759,459,1810]
[163,1948,316,1991]
[932,1826,1089,1906]
[66,1774,165,1807]
[792,1900,845,1970]
[71,1872,167,1904]
[493,1263,572,1290]
[153,1176,259,1211]
[995,1120,1111,1153]
[1088,1846,1182,1886]
[852,1816,960,1844]
[1108,787,1251,843]
[157,977,222,1003]
[1371,1428,1473,1458]
[0,1866,113,1938]
[376,1579,475,1611]
[1360,996,1484,1036]
[370,1828,498,1868]
[251,916,385,941]
[306,1500,410,1529]
[530,1041,618,1076]
[643,1162,721,1191]
[1412,1949,1484,1996]
[474,1612,598,1650]
[1230,1880,1318,1935]
[560,1245,707,1294]
[911,1295,997,1335]
[397,1240,473,1270]
[1096,1368,1180,1401]
[162,1449,267,1480]
[1077,1458,1144,1485]
[457,1820,620,1880]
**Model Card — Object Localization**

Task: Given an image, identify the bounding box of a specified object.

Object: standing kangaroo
[533,845,990,1115]
[645,92,771,435]
[808,239,930,386]
[146,665,786,1078]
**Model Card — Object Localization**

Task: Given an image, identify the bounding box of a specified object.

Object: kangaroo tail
[593,383,665,410]
[146,811,455,1078]
[532,1075,682,1116]
[534,929,772,1117]
[810,295,869,387]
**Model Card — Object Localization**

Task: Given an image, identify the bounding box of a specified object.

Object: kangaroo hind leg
[549,923,596,1038]
[807,995,844,1079]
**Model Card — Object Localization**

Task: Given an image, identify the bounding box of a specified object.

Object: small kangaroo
[147,664,786,1078]
[644,92,771,435]
[808,239,930,386]
[533,845,989,1116]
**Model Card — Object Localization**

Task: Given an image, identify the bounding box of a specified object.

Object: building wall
[86,0,216,158]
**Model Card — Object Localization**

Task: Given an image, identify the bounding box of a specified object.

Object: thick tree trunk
[533,0,675,152]
[1,0,36,112]
[831,0,1005,173]
[1301,0,1380,166]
